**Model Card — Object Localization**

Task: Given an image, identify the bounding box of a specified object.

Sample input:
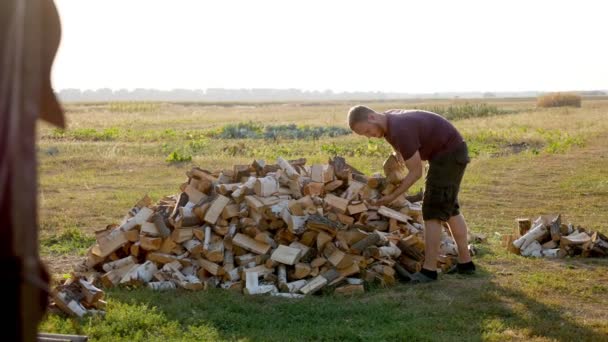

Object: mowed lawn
[38,99,608,341]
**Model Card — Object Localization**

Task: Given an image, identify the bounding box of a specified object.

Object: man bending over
[347,105,475,283]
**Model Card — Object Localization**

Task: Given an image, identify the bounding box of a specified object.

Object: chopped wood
[324,194,349,213]
[271,245,303,265]
[378,206,412,223]
[233,233,271,255]
[204,195,231,224]
[335,284,365,295]
[59,157,485,298]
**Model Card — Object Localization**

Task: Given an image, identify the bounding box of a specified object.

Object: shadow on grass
[42,261,607,342]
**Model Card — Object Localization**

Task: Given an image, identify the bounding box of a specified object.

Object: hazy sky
[53,0,608,93]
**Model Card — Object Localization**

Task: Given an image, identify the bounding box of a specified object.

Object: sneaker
[447,261,476,275]
[410,271,437,284]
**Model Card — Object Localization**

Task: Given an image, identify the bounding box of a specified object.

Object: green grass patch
[40,227,95,256]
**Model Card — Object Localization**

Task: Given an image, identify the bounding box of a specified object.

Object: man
[347,105,475,283]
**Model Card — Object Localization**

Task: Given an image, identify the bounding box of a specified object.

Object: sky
[53,0,608,93]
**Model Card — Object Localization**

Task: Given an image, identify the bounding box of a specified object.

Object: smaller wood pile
[503,214,608,258]
[52,155,474,315]
[49,275,106,318]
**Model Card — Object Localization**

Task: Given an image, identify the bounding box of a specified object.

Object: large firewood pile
[51,155,471,316]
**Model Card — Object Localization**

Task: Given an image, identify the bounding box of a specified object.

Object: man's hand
[369,195,395,207]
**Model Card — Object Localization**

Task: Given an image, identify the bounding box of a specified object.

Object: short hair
[347,105,375,129]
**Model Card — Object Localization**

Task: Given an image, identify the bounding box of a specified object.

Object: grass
[38,99,608,341]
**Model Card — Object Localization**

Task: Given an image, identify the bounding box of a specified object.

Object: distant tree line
[56,88,606,102]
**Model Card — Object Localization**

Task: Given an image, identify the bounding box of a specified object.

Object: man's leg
[421,219,443,271]
[447,214,472,264]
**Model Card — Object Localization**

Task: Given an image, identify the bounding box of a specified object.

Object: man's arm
[373,151,423,206]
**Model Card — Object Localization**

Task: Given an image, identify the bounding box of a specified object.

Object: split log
[311,164,334,183]
[347,202,368,216]
[335,284,365,295]
[233,233,271,255]
[140,235,162,251]
[277,157,299,179]
[148,281,177,291]
[271,245,303,265]
[383,153,407,184]
[513,223,549,250]
[302,182,324,197]
[324,194,349,213]
[324,180,344,192]
[204,195,231,224]
[293,263,312,279]
[300,275,328,295]
[120,261,158,285]
[378,206,412,223]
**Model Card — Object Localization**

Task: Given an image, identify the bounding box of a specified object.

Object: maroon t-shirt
[384,109,463,161]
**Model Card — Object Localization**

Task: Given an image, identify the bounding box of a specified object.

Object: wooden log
[204,195,231,224]
[541,248,567,258]
[383,153,407,184]
[330,156,352,183]
[254,176,279,197]
[277,157,299,179]
[300,275,328,295]
[303,182,325,197]
[140,235,162,251]
[520,240,542,257]
[158,237,177,254]
[542,240,558,249]
[198,258,225,276]
[549,214,562,241]
[342,181,366,201]
[336,213,355,226]
[148,281,177,291]
[324,179,344,192]
[172,227,194,244]
[141,221,160,237]
[205,241,225,263]
[92,229,128,258]
[120,261,158,285]
[316,231,333,250]
[328,249,353,269]
[293,263,312,279]
[101,264,138,288]
[243,265,275,279]
[399,255,422,273]
[366,174,385,189]
[271,245,303,265]
[233,233,272,255]
[78,279,104,305]
[221,204,241,220]
[130,242,141,257]
[335,284,365,295]
[337,262,360,277]
[513,223,549,250]
[102,256,136,273]
[324,194,349,213]
[183,239,203,255]
[146,252,181,265]
[377,243,402,258]
[347,202,367,215]
[184,184,207,204]
[561,232,591,246]
[311,164,334,183]
[350,231,386,254]
[378,206,412,223]
[52,290,88,317]
[120,207,154,232]
[397,235,425,261]
[232,176,256,199]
